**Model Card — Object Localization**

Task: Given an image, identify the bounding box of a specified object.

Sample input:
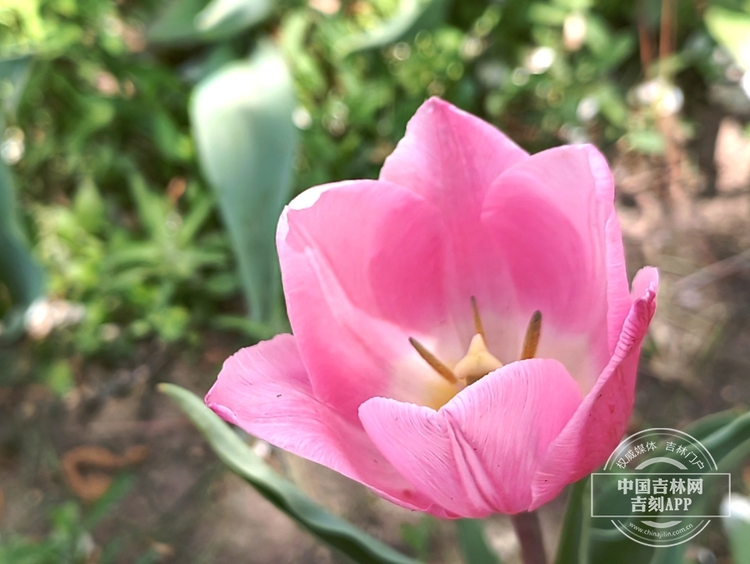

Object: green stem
[511,511,547,564]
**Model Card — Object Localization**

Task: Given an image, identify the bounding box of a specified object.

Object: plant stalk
[511,511,547,564]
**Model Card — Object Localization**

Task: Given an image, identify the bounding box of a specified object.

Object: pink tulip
[205,98,658,518]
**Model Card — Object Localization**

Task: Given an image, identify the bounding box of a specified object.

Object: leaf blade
[148,0,272,45]
[456,519,501,564]
[160,383,421,564]
[190,42,297,327]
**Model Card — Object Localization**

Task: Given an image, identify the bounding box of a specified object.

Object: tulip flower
[205,98,658,519]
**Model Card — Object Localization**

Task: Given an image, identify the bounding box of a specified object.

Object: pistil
[409,301,544,390]
[453,333,503,385]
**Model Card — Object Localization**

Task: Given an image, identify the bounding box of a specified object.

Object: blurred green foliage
[1,0,237,354]
[0,503,98,564]
[0,476,137,564]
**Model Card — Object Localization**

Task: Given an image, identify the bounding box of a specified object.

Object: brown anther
[409,337,458,384]
[520,310,542,360]
[470,296,486,342]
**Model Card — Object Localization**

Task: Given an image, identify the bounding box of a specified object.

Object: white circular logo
[591,428,730,547]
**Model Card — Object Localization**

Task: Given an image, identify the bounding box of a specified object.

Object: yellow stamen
[453,333,503,385]
[409,337,458,384]
[520,310,542,360]
[470,296,486,342]
[411,301,545,398]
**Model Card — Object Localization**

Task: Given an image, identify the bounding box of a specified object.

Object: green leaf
[148,0,206,45]
[159,384,421,564]
[456,519,501,564]
[594,84,629,128]
[596,33,635,71]
[587,529,654,564]
[190,42,297,327]
[723,494,750,564]
[682,408,741,441]
[334,0,450,57]
[73,177,106,233]
[148,0,271,46]
[178,189,215,245]
[697,410,750,471]
[528,3,568,26]
[151,111,193,163]
[0,54,33,115]
[0,63,44,334]
[127,173,168,239]
[400,516,433,562]
[705,6,750,71]
[279,12,327,95]
[553,478,590,564]
[0,156,45,334]
[195,0,272,38]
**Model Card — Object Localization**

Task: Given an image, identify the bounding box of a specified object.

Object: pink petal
[359,358,583,517]
[631,265,660,300]
[277,180,462,419]
[380,99,529,346]
[481,145,631,387]
[588,148,633,355]
[205,334,449,515]
[380,98,529,210]
[530,268,658,507]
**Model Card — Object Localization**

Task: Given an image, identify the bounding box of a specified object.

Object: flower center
[409,299,543,389]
